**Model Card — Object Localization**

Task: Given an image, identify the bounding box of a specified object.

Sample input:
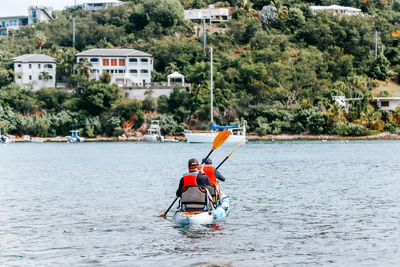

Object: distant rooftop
[83,0,123,4]
[13,54,57,63]
[76,48,152,57]
[310,4,361,12]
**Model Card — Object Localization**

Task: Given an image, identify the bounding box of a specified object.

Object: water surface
[1,141,400,266]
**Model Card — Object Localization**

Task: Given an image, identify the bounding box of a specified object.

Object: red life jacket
[182,171,198,191]
[203,165,216,186]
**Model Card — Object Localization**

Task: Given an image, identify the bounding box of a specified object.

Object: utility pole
[374,30,378,58]
[72,17,76,48]
[202,16,206,53]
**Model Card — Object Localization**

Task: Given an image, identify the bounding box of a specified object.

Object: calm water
[1,141,400,266]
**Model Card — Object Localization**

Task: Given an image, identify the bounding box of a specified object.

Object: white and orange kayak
[172,195,230,225]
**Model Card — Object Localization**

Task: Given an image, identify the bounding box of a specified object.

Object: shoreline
[7,133,400,142]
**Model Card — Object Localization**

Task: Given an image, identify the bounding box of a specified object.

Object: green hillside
[1,0,400,137]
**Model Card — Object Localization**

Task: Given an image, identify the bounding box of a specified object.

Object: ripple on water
[1,141,400,265]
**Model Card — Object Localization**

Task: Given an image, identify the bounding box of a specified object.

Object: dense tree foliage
[1,0,400,137]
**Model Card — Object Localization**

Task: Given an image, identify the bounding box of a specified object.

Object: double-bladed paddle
[158,130,231,217]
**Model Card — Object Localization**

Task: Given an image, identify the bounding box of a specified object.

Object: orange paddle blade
[212,130,231,150]
[228,140,247,157]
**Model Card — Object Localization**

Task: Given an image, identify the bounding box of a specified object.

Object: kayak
[172,195,230,225]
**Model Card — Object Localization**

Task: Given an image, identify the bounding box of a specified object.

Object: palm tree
[76,58,92,80]
[271,0,288,19]
[35,31,47,51]
[165,62,178,74]
[39,71,51,86]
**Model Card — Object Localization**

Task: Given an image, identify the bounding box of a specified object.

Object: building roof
[373,97,400,101]
[83,0,123,5]
[168,71,185,78]
[0,15,28,20]
[76,48,152,57]
[310,5,361,12]
[13,54,57,63]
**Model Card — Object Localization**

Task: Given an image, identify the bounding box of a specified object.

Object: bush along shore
[1,1,400,138]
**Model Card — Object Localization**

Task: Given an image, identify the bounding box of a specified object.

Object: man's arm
[215,169,226,182]
[176,177,184,197]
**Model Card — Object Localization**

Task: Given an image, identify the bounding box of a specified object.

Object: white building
[83,0,123,11]
[28,6,54,24]
[76,48,153,87]
[310,5,362,16]
[14,54,57,90]
[184,5,234,22]
[0,6,53,38]
[374,97,400,111]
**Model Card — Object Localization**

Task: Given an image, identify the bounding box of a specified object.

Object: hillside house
[83,0,123,11]
[76,48,153,87]
[184,5,234,22]
[14,54,57,90]
[310,5,362,16]
[0,6,53,38]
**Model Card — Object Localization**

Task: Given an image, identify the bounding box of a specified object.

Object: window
[29,64,32,69]
[129,69,138,74]
[49,75,53,80]
[129,58,137,63]
[44,64,53,69]
[381,101,389,107]
[90,58,99,63]
[111,59,117,66]
[119,59,125,66]
[111,70,114,73]
[38,64,41,69]
[103,59,109,66]
[118,70,124,73]
[32,11,37,18]
[141,69,149,74]
[17,64,21,67]
[140,58,148,63]
[29,75,32,80]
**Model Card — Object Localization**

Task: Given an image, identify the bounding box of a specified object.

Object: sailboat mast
[210,47,213,125]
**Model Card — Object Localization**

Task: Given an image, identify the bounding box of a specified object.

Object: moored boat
[172,195,230,225]
[144,120,164,142]
[67,130,84,143]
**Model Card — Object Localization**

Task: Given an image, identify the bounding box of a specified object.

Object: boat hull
[173,197,230,225]
[144,135,164,142]
[185,132,245,143]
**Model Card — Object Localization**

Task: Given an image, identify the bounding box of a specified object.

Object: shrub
[335,123,367,136]
[383,123,398,133]
[307,112,326,134]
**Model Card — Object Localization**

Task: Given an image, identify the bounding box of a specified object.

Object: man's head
[188,158,199,171]
[202,158,212,165]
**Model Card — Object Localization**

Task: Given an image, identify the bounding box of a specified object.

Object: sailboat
[184,47,246,143]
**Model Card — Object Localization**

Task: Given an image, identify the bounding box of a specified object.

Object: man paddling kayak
[202,158,225,204]
[176,158,214,211]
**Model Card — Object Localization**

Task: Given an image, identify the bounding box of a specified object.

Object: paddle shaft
[215,156,228,170]
[159,197,178,217]
[203,149,214,164]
